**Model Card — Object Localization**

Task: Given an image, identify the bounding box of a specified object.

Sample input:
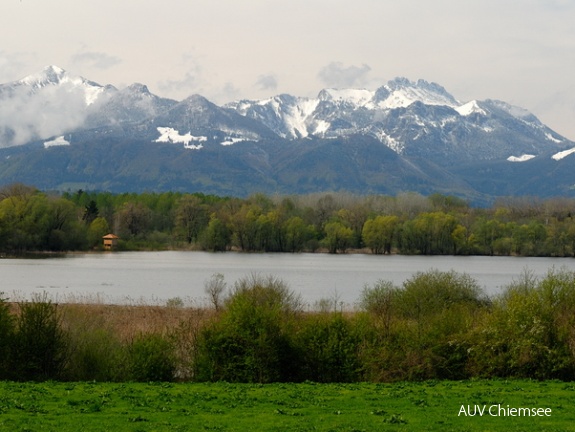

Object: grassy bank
[1,380,574,431]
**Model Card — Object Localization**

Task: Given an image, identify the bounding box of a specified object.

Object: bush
[62,307,127,381]
[359,280,398,337]
[468,269,575,380]
[296,313,363,382]
[0,293,15,379]
[360,271,488,381]
[395,269,487,321]
[195,274,301,383]
[11,293,67,381]
[129,333,176,382]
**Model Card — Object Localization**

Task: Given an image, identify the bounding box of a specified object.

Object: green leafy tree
[117,201,151,237]
[323,221,354,253]
[362,215,399,254]
[255,210,287,252]
[175,195,209,244]
[200,216,230,252]
[0,192,50,252]
[87,217,111,248]
[284,216,314,252]
[230,204,261,251]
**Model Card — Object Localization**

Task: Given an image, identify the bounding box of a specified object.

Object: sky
[1,0,575,139]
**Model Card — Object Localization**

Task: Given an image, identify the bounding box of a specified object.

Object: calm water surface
[1,252,575,306]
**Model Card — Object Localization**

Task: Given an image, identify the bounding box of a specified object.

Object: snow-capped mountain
[85,83,177,128]
[0,66,117,147]
[6,65,111,105]
[225,78,461,143]
[0,66,574,201]
[225,77,569,162]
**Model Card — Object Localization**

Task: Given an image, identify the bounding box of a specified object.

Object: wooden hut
[102,234,119,250]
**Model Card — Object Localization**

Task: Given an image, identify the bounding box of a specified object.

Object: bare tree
[204,273,226,311]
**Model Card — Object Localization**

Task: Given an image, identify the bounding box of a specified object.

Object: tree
[255,210,287,252]
[284,216,314,252]
[82,200,99,224]
[229,204,261,251]
[45,197,83,251]
[87,217,110,248]
[362,215,399,254]
[117,202,151,237]
[200,216,230,252]
[323,221,354,254]
[205,273,227,311]
[175,195,209,244]
[400,213,458,255]
[0,192,49,252]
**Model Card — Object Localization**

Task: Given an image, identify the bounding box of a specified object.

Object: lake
[1,252,575,307]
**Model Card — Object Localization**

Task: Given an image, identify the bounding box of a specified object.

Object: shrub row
[3,268,575,382]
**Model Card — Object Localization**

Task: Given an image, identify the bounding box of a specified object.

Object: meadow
[1,380,574,431]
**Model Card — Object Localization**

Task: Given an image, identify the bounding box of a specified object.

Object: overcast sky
[1,0,574,139]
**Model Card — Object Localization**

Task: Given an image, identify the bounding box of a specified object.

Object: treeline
[2,269,575,382]
[2,182,575,256]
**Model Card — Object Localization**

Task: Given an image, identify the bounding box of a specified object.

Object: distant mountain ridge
[225,78,568,164]
[0,65,574,203]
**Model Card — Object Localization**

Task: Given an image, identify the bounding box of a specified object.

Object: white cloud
[157,55,203,98]
[220,82,241,103]
[318,62,372,88]
[0,81,91,147]
[70,50,122,70]
[255,74,278,91]
[158,71,199,96]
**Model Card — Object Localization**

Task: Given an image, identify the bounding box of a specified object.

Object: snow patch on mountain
[507,154,536,162]
[552,147,575,161]
[373,130,403,153]
[313,120,330,135]
[545,133,563,144]
[374,78,459,109]
[235,95,320,139]
[154,127,206,149]
[319,88,373,105]
[43,136,70,148]
[456,100,486,116]
[221,137,249,146]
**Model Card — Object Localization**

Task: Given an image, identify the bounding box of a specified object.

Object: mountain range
[0,65,574,203]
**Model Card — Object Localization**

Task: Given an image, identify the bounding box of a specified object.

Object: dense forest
[1,182,575,256]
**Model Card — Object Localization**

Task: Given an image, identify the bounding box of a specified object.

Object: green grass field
[1,380,574,431]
